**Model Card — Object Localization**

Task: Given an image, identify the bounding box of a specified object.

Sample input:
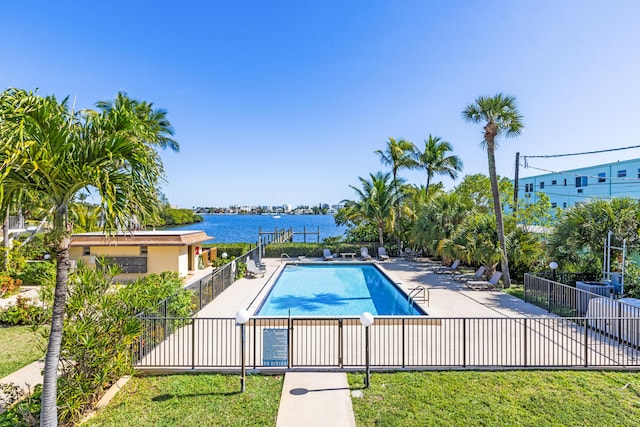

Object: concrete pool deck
[197,257,551,319]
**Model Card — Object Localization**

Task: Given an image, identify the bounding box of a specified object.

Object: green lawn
[83,373,282,427]
[503,284,525,300]
[0,325,45,378]
[348,371,640,426]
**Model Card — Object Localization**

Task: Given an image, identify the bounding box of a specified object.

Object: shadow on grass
[152,390,241,401]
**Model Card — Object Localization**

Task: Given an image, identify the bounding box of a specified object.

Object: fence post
[523,318,528,367]
[191,318,196,369]
[288,317,293,369]
[462,318,467,368]
[584,318,589,367]
[402,318,406,369]
[199,280,203,311]
[338,319,343,368]
[547,280,551,313]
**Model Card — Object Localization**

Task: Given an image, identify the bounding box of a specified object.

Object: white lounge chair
[467,271,503,290]
[246,259,265,278]
[323,248,335,261]
[378,247,389,261]
[434,259,460,274]
[453,266,486,282]
[360,247,372,260]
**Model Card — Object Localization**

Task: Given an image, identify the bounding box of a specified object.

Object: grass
[503,284,525,300]
[0,325,45,378]
[83,373,282,427]
[348,370,640,426]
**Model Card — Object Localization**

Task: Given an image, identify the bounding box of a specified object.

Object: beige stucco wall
[69,244,191,281]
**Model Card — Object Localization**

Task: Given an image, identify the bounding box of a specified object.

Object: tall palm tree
[416,134,463,194]
[375,137,417,253]
[343,172,401,246]
[0,88,177,426]
[462,94,523,288]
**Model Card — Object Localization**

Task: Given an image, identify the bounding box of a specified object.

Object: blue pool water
[256,264,425,316]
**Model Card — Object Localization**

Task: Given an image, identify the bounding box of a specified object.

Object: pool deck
[197,257,550,319]
[196,257,552,427]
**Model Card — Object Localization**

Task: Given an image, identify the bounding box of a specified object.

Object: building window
[540,181,545,189]
[577,189,583,193]
[575,176,588,187]
[618,169,627,178]
[637,168,640,178]
[564,179,567,186]
[140,246,148,256]
[551,202,557,208]
[598,172,606,183]
[551,180,557,185]
[563,202,567,208]
[82,246,90,256]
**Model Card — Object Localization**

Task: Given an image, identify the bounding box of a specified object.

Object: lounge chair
[360,247,372,260]
[246,259,265,278]
[434,259,460,274]
[453,266,486,282]
[466,271,503,290]
[404,248,417,261]
[378,247,389,261]
[323,248,335,261]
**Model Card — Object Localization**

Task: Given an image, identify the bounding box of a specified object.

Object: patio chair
[360,246,372,260]
[466,271,503,290]
[246,259,265,278]
[404,248,417,261]
[378,247,390,261]
[453,266,486,282]
[323,248,335,261]
[434,259,460,274]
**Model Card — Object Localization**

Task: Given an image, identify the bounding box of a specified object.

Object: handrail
[281,253,290,263]
[408,285,429,307]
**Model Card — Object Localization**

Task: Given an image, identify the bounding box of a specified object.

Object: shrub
[16,261,55,286]
[0,297,45,326]
[203,243,251,259]
[0,275,22,298]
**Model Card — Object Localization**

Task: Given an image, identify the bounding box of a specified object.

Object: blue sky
[2,1,640,208]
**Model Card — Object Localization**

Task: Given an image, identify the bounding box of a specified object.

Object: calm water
[165,214,346,243]
[256,264,424,316]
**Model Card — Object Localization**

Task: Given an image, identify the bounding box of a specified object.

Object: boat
[272,215,281,219]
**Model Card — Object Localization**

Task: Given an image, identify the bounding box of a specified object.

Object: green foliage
[16,261,55,286]
[234,261,247,280]
[0,245,27,275]
[0,297,45,326]
[454,174,514,214]
[549,197,640,275]
[264,243,324,258]
[0,384,41,426]
[516,192,558,228]
[50,266,194,424]
[0,275,22,298]
[157,207,203,226]
[203,243,251,259]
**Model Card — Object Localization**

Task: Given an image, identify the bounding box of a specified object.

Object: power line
[522,144,640,160]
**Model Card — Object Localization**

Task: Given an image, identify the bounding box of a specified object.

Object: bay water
[165,214,346,244]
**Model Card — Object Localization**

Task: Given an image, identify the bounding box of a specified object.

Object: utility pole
[513,152,520,218]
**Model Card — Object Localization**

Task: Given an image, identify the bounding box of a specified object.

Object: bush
[203,243,251,259]
[16,261,55,286]
[0,297,45,326]
[0,275,22,298]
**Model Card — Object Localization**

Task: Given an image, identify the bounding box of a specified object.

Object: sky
[2,1,640,208]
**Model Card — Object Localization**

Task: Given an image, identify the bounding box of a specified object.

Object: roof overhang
[70,230,214,247]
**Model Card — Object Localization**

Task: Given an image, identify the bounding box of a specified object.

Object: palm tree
[462,94,523,288]
[416,134,463,194]
[343,172,401,246]
[0,88,177,426]
[375,138,417,253]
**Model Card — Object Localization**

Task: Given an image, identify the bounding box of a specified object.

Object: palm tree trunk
[41,207,71,427]
[3,210,9,270]
[378,224,384,247]
[487,142,512,288]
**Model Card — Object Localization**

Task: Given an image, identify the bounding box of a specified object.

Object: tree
[462,94,524,287]
[0,88,177,426]
[343,172,401,246]
[416,134,463,194]
[375,137,418,253]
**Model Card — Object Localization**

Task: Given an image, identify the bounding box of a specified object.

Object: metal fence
[132,315,640,370]
[523,273,640,319]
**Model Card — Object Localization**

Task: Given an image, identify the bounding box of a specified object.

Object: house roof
[70,230,214,247]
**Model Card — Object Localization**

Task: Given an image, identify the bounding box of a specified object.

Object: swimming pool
[255,263,425,316]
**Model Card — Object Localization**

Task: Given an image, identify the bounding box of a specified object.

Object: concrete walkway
[276,372,356,427]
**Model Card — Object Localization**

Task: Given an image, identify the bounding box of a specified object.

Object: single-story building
[69,230,214,281]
